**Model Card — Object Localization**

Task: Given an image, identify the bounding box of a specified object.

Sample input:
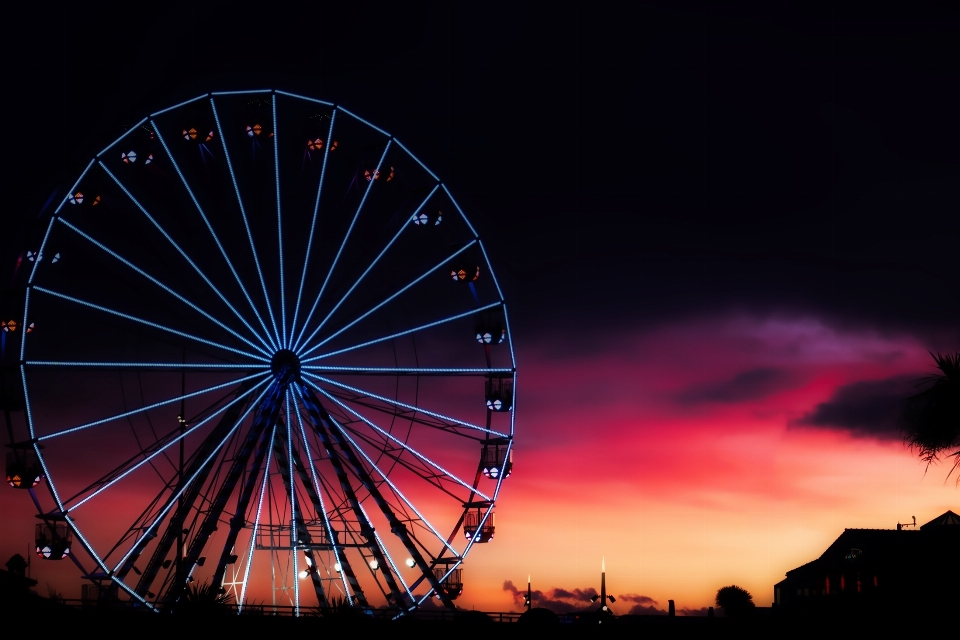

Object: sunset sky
[2,1,958,614]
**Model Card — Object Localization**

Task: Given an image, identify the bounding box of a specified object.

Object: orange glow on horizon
[2,314,957,613]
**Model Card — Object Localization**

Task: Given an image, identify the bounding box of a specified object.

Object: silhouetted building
[1,554,38,601]
[774,510,960,618]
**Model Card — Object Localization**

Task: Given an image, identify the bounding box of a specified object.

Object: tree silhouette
[715,585,754,617]
[900,352,960,482]
[5,554,28,577]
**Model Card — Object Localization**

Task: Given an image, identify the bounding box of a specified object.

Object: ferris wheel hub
[270,349,301,378]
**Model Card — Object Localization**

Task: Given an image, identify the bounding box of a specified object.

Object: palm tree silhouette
[900,352,960,482]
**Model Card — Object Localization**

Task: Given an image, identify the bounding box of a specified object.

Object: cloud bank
[792,375,919,439]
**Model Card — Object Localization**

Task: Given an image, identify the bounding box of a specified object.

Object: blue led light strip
[37,371,268,441]
[297,185,440,351]
[112,383,274,573]
[238,422,277,613]
[291,394,353,603]
[373,529,414,604]
[98,161,269,348]
[273,94,288,348]
[210,89,272,96]
[299,240,477,359]
[290,110,336,351]
[59,218,273,358]
[292,139,394,352]
[20,284,37,362]
[97,117,147,158]
[441,184,478,238]
[478,240,505,303]
[20,372,127,600]
[274,90,334,106]
[303,372,508,438]
[317,386,491,502]
[26,217,55,289]
[32,286,268,363]
[149,93,208,117]
[54,158,95,215]
[66,380,269,511]
[502,304,517,371]
[337,106,391,137]
[28,361,267,369]
[302,366,512,376]
[301,301,501,364]
[210,97,283,348]
[285,388,299,614]
[392,138,438,182]
[151,121,277,352]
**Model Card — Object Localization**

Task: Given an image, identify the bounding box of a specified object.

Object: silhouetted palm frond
[900,352,960,481]
[175,581,233,616]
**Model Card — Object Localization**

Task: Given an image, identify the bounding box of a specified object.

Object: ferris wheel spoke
[27,361,267,370]
[318,385,490,443]
[294,184,440,352]
[292,395,356,604]
[97,161,272,349]
[238,422,277,612]
[303,366,512,376]
[342,424,466,504]
[151,121,278,353]
[59,217,268,354]
[285,391,300,613]
[204,398,286,607]
[123,381,276,592]
[211,97,283,348]
[36,371,268,442]
[373,530,414,604]
[331,422,463,557]
[301,301,503,364]
[270,409,336,613]
[31,285,268,363]
[272,94,290,349]
[318,387,491,502]
[294,384,410,608]
[166,382,286,606]
[299,240,478,358]
[63,378,271,512]
[290,109,337,353]
[303,373,508,439]
[291,139,394,353]
[300,385,458,609]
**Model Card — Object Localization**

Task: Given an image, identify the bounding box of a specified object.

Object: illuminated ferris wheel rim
[15,88,516,614]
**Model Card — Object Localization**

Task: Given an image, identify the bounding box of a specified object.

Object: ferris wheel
[5,89,515,614]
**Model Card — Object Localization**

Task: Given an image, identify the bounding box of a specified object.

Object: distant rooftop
[920,510,959,529]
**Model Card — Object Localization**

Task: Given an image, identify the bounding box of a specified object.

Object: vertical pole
[269,475,276,611]
[601,556,606,610]
[177,349,186,592]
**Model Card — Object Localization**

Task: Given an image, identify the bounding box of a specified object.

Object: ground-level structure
[774,510,960,617]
